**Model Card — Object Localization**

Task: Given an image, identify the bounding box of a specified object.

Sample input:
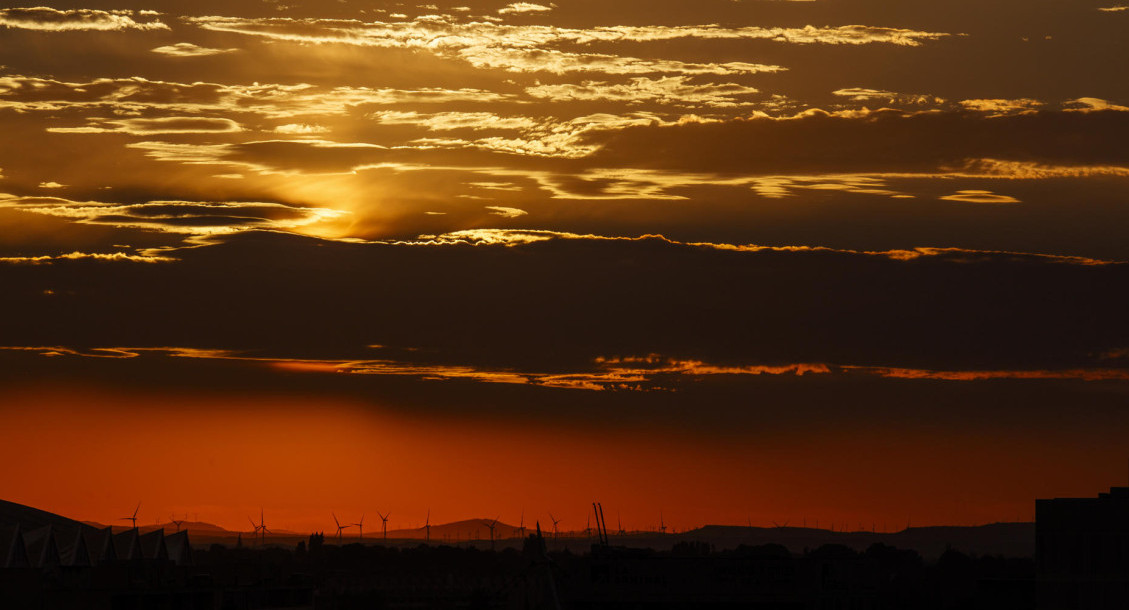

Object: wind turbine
[378,512,390,540]
[170,515,185,532]
[121,503,140,530]
[618,513,625,536]
[659,512,667,535]
[250,508,269,545]
[549,513,561,538]
[424,509,431,543]
[355,515,365,540]
[484,517,499,551]
[332,512,351,541]
[518,511,526,538]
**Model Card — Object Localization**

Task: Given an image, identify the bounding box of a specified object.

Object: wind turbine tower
[121,503,140,530]
[378,512,390,540]
[247,516,262,542]
[249,508,270,545]
[484,517,499,551]
[332,512,351,541]
[355,514,365,540]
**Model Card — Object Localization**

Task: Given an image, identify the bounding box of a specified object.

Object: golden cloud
[0,7,168,31]
[497,3,554,15]
[0,195,349,238]
[0,251,174,264]
[48,116,243,136]
[7,345,1125,391]
[939,189,1021,204]
[151,42,239,57]
[958,98,1043,117]
[525,77,761,108]
[484,205,527,218]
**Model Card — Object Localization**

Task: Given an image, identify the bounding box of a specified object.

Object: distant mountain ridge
[381,518,523,542]
[676,523,1034,559]
[1,500,1034,558]
[80,519,236,535]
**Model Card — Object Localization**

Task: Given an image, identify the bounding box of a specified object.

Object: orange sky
[2,383,1122,534]
[1,0,1128,535]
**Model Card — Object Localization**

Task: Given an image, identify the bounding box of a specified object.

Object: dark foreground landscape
[0,497,1052,610]
[6,484,1129,609]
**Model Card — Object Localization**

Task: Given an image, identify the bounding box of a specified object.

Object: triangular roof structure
[164,530,193,566]
[60,527,92,567]
[138,529,168,561]
[23,525,61,568]
[113,528,143,561]
[90,526,117,564]
[1,523,30,568]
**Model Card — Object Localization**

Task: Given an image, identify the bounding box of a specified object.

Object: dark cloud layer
[3,231,1125,374]
[4,345,1129,442]
[592,109,1129,174]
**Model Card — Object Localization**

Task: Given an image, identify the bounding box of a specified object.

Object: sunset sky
[1,0,1128,535]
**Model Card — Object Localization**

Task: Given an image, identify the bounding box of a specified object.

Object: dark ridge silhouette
[0,496,1053,609]
[676,522,1035,560]
[0,497,1034,558]
[384,518,524,542]
[0,499,91,535]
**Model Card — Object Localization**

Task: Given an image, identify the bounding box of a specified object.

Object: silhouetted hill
[384,518,521,542]
[80,519,229,534]
[668,523,1034,559]
[0,500,1035,559]
[151,521,232,535]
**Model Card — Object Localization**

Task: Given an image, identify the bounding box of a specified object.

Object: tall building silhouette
[1036,486,1129,609]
